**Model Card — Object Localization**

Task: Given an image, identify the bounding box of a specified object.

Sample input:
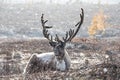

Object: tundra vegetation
[0,1,120,80]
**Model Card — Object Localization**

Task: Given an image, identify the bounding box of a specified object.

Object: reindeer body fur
[23,50,71,74]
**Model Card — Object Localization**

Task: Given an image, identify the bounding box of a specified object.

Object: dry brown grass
[89,59,120,80]
[0,38,119,80]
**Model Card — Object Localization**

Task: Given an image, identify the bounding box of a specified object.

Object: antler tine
[63,8,84,42]
[55,34,61,42]
[70,8,84,39]
[41,14,53,42]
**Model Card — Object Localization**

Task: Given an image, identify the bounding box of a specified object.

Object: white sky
[2,0,120,4]
[82,0,120,4]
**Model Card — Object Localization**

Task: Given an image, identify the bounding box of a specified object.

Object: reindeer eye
[59,43,65,48]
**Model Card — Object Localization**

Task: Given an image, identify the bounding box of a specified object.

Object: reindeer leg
[23,54,38,80]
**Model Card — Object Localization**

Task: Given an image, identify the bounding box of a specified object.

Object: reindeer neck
[64,50,71,70]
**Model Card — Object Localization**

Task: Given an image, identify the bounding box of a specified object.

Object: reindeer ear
[49,42,56,47]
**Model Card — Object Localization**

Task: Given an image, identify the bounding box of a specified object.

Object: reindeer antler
[41,8,84,43]
[63,8,84,42]
[41,14,53,42]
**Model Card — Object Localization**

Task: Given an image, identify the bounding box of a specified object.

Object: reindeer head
[41,8,84,60]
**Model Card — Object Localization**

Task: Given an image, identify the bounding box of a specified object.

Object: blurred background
[0,0,120,39]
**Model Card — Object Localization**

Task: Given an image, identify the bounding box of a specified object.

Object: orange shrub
[88,10,107,37]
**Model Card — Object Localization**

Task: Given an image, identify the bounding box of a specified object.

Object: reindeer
[23,8,84,76]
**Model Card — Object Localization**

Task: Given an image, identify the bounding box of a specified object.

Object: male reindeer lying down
[23,8,84,75]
